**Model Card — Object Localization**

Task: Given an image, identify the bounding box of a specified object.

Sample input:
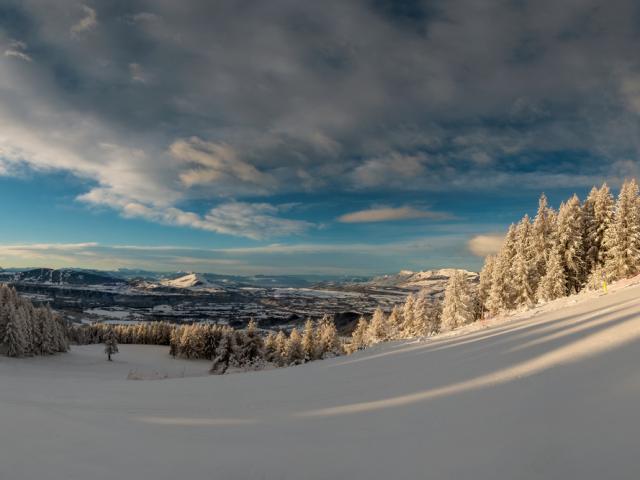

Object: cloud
[0,236,483,275]
[4,39,31,62]
[1,0,640,239]
[467,234,504,257]
[338,206,450,223]
[78,191,313,239]
[171,137,275,191]
[71,5,97,35]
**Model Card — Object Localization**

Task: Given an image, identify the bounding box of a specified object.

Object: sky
[0,0,639,275]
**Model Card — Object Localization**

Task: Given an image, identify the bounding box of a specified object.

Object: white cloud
[338,206,450,223]
[4,39,31,62]
[467,234,504,257]
[172,137,275,190]
[352,153,428,188]
[71,5,97,36]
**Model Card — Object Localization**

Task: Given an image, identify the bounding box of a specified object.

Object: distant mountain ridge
[0,268,126,286]
[368,268,479,290]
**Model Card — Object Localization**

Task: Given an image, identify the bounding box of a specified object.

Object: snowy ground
[2,280,640,479]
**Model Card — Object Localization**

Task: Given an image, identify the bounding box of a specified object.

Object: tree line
[350,179,640,349]
[69,315,344,373]
[0,285,69,357]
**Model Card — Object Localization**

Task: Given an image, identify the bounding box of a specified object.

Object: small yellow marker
[602,280,608,294]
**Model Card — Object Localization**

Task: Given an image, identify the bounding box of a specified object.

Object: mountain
[159,272,218,289]
[367,268,479,290]
[0,268,127,286]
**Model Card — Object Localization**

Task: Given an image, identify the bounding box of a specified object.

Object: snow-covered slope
[159,272,212,289]
[2,278,640,479]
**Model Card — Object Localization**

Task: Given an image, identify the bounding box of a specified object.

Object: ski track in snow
[2,279,640,479]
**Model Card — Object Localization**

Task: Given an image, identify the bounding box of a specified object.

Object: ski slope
[2,280,640,479]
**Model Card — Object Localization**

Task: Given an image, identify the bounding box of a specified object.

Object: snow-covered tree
[104,327,119,361]
[237,320,264,369]
[263,331,278,364]
[284,328,304,365]
[440,270,475,332]
[301,318,318,362]
[400,293,416,336]
[477,255,495,319]
[316,315,341,358]
[3,305,26,358]
[211,331,235,374]
[386,305,402,340]
[584,183,615,274]
[556,194,586,293]
[487,224,517,315]
[536,246,567,302]
[604,179,640,280]
[531,193,557,284]
[366,307,388,344]
[512,215,537,307]
[349,316,369,352]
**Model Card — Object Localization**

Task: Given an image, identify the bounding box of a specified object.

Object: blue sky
[0,1,638,275]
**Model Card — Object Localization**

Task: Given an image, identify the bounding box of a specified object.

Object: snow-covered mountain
[368,268,479,290]
[0,268,126,286]
[158,272,217,289]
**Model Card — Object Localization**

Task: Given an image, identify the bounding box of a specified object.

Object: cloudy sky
[0,0,638,275]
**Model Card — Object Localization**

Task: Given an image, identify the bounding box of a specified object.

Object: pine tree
[211,331,234,374]
[316,315,341,358]
[301,318,318,362]
[536,246,567,301]
[3,305,26,358]
[263,331,278,363]
[385,305,402,340]
[512,215,537,307]
[487,224,517,315]
[104,327,119,361]
[366,307,388,344]
[273,331,288,367]
[604,179,640,280]
[284,328,304,365]
[556,194,586,293]
[400,293,416,337]
[349,316,369,352]
[238,320,264,370]
[477,255,495,319]
[531,193,557,286]
[409,294,430,337]
[440,271,475,332]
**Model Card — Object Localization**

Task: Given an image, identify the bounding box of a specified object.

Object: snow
[2,278,640,479]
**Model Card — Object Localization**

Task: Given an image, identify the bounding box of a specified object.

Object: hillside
[2,278,640,479]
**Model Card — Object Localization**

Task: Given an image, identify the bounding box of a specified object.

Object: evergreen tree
[301,318,318,362]
[238,319,264,369]
[263,331,278,364]
[531,193,557,286]
[211,331,234,374]
[104,327,119,361]
[556,194,586,293]
[536,246,567,301]
[586,183,615,273]
[477,255,495,319]
[3,305,26,358]
[349,316,369,352]
[400,293,416,336]
[386,305,402,340]
[366,307,388,344]
[604,179,640,280]
[273,331,288,367]
[440,271,475,332]
[487,224,517,315]
[284,328,304,365]
[512,215,537,307]
[316,315,341,358]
